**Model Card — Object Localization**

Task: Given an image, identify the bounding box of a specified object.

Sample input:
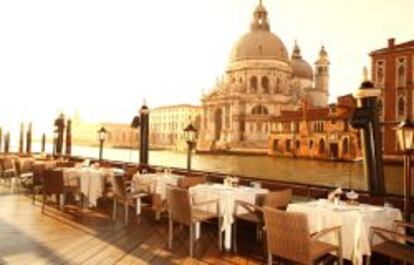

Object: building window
[397,58,407,88]
[286,139,292,152]
[376,60,385,87]
[377,99,383,119]
[252,105,269,115]
[250,76,258,93]
[295,140,300,150]
[343,138,349,155]
[273,139,279,152]
[398,96,405,119]
[261,76,269,93]
[309,140,314,149]
[319,138,325,154]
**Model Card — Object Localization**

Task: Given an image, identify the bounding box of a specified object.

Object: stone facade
[71,113,139,148]
[269,95,362,161]
[149,104,201,150]
[370,38,414,155]
[198,1,329,152]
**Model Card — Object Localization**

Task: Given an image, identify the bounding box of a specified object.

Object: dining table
[287,199,402,265]
[62,166,124,207]
[189,183,268,250]
[132,172,184,216]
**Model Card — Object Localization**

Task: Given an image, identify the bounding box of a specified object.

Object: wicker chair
[367,221,414,265]
[177,176,206,189]
[1,158,18,192]
[166,186,222,257]
[263,207,342,265]
[233,189,292,251]
[42,169,79,212]
[111,174,150,225]
[31,164,45,204]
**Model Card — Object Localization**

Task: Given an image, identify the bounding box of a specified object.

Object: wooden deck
[0,186,264,265]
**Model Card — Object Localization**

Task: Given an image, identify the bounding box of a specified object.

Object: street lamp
[395,118,414,222]
[184,122,198,171]
[97,126,107,161]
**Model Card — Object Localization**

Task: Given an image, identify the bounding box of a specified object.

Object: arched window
[286,139,292,152]
[252,105,269,115]
[295,140,300,150]
[343,138,349,155]
[250,76,258,92]
[398,63,406,87]
[319,138,325,154]
[261,76,269,93]
[309,140,314,149]
[398,97,405,118]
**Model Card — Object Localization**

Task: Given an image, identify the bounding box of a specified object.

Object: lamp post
[395,118,414,223]
[53,129,59,157]
[184,122,197,171]
[97,126,107,161]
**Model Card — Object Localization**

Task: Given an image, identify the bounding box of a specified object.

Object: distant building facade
[198,1,330,152]
[370,38,414,155]
[149,104,201,150]
[269,95,362,161]
[72,113,139,148]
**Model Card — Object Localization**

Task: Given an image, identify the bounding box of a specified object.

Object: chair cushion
[192,209,217,222]
[372,241,414,263]
[310,241,338,260]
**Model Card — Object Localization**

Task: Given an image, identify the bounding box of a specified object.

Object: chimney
[388,38,395,49]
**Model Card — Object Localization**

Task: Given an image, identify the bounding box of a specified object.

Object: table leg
[195,222,200,240]
[136,197,141,215]
[224,224,231,250]
[59,194,65,210]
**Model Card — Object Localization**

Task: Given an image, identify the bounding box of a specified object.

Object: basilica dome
[229,2,288,63]
[230,31,289,62]
[291,41,313,80]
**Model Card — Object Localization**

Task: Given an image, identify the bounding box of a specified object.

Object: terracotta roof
[272,94,356,122]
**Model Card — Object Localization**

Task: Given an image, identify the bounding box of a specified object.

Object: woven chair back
[2,158,15,171]
[43,169,64,195]
[264,189,292,210]
[111,174,126,199]
[263,207,310,264]
[166,186,191,225]
[32,164,45,185]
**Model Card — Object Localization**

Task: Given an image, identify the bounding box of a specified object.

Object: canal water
[64,145,407,196]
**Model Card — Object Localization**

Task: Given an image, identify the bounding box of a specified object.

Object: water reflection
[69,145,406,195]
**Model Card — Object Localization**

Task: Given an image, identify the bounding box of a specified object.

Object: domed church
[198,0,330,151]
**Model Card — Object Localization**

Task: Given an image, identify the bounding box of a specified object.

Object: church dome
[290,41,313,80]
[229,1,289,63]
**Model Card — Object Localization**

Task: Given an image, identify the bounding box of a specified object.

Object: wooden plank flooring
[0,185,264,265]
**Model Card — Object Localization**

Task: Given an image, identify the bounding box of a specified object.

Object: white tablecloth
[189,183,268,250]
[287,199,402,265]
[63,167,124,207]
[132,172,183,200]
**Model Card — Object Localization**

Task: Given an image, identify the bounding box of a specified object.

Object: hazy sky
[0,0,413,135]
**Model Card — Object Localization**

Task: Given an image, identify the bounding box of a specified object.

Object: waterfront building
[370,38,414,155]
[198,1,330,152]
[149,104,201,150]
[72,113,139,148]
[269,95,362,161]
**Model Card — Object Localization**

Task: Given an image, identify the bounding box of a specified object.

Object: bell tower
[314,46,330,105]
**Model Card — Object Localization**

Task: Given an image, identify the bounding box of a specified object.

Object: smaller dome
[290,41,313,80]
[291,58,313,79]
